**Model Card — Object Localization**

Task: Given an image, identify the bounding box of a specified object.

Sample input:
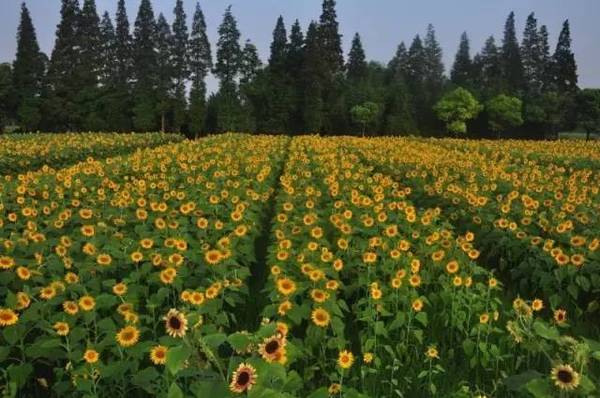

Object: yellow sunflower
[229,363,257,394]
[116,326,140,348]
[164,309,188,338]
[311,308,331,327]
[150,345,168,365]
[337,350,354,369]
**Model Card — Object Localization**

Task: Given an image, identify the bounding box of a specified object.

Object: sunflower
[39,286,56,300]
[164,309,188,338]
[63,301,79,315]
[554,309,567,324]
[229,363,257,394]
[310,289,329,303]
[97,254,112,266]
[116,326,140,347]
[0,256,15,270]
[328,383,341,394]
[278,300,292,316]
[113,283,127,296]
[363,352,374,364]
[53,321,70,336]
[276,278,296,296]
[79,295,96,311]
[83,349,99,364]
[150,345,168,365]
[0,309,19,327]
[426,346,439,359]
[445,261,459,274]
[258,335,287,363]
[531,299,544,312]
[337,350,354,369]
[205,249,222,265]
[16,267,31,280]
[551,364,580,391]
[311,308,331,327]
[412,298,424,312]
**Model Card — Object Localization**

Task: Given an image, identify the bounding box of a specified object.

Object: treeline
[0,0,596,137]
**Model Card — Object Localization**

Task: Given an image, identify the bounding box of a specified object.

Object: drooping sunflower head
[551,364,580,391]
[229,363,257,394]
[163,309,188,338]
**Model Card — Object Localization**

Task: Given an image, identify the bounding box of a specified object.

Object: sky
[1,0,599,93]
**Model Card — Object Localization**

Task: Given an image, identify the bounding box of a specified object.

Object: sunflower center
[237,371,250,385]
[265,340,280,354]
[557,369,573,383]
[169,316,182,329]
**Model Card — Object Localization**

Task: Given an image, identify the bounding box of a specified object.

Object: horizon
[1,0,599,94]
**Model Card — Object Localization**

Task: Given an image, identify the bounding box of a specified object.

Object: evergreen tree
[99,12,116,85]
[451,32,472,88]
[13,2,45,130]
[347,33,367,81]
[171,0,188,131]
[0,64,15,128]
[132,0,157,131]
[553,20,578,92]
[286,20,305,133]
[501,11,523,94]
[387,42,408,80]
[303,21,324,132]
[239,40,262,131]
[155,13,174,132]
[214,5,242,131]
[521,12,544,95]
[538,25,552,90]
[269,16,287,72]
[473,36,503,98]
[318,0,344,75]
[44,0,81,130]
[406,35,425,88]
[107,0,133,131]
[423,24,444,90]
[77,0,104,130]
[241,40,262,85]
[188,2,212,135]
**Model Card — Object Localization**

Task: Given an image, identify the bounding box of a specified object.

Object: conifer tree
[188,2,212,135]
[501,11,523,94]
[388,42,408,81]
[171,0,188,131]
[269,16,287,72]
[132,0,157,130]
[553,20,578,92]
[45,0,81,130]
[318,0,344,75]
[13,2,45,130]
[303,21,324,132]
[155,13,174,132]
[451,32,472,88]
[538,25,552,90]
[214,5,242,131]
[286,20,305,133]
[347,33,367,81]
[521,12,543,94]
[473,36,503,98]
[99,12,116,85]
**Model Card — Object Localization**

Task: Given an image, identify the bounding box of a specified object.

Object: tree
[264,16,292,132]
[188,2,212,135]
[486,94,523,137]
[576,89,600,141]
[214,6,242,131]
[77,0,104,131]
[13,3,45,130]
[501,12,523,94]
[171,0,189,131]
[433,87,482,135]
[0,64,15,129]
[451,32,472,88]
[286,20,304,134]
[155,13,173,132]
[553,20,578,92]
[269,16,287,72]
[318,0,344,75]
[538,25,552,90]
[350,102,380,135]
[239,40,262,131]
[132,0,157,131]
[473,36,503,99]
[347,33,367,81]
[388,42,408,81]
[423,24,444,93]
[44,0,81,130]
[302,21,324,132]
[521,12,543,95]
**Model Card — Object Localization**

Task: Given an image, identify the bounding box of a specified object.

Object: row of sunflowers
[0,132,182,175]
[0,134,599,397]
[354,137,600,318]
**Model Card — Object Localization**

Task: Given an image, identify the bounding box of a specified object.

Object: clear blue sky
[1,0,599,93]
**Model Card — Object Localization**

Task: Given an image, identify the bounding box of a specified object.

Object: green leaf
[462,339,475,356]
[166,344,192,375]
[533,321,559,341]
[190,380,230,398]
[132,367,160,393]
[307,387,329,398]
[204,333,227,350]
[415,312,428,327]
[228,332,251,352]
[168,382,184,398]
[8,363,33,388]
[525,378,553,397]
[504,370,542,391]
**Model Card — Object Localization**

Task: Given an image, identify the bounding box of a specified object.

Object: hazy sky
[1,0,599,93]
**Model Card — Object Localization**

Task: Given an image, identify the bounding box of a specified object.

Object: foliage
[434,87,482,134]
[350,102,380,135]
[486,94,524,134]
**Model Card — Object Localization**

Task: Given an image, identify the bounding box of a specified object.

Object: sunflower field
[0,134,599,398]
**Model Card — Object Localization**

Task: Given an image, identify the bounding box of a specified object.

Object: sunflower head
[164,309,188,338]
[229,363,257,394]
[551,364,580,391]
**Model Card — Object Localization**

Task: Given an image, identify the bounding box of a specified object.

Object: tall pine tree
[171,0,188,131]
[473,36,503,99]
[501,12,523,94]
[214,5,242,131]
[155,13,173,132]
[264,16,291,132]
[132,0,157,130]
[303,21,324,132]
[521,12,544,95]
[44,0,81,130]
[347,33,367,81]
[188,2,212,135]
[451,32,472,88]
[318,0,344,75]
[13,3,45,130]
[553,20,578,92]
[286,20,304,133]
